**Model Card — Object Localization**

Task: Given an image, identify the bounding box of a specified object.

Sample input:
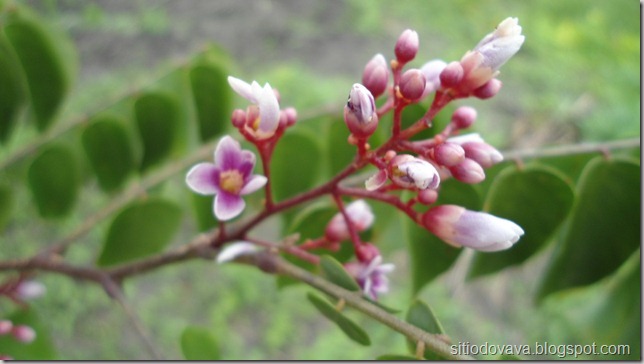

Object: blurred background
[9,0,641,359]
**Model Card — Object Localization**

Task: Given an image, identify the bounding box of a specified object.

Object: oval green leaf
[97,198,182,267]
[4,14,72,131]
[180,326,220,360]
[468,166,575,279]
[189,63,231,142]
[537,157,640,300]
[306,292,371,346]
[271,129,322,201]
[27,144,80,218]
[134,92,180,172]
[81,116,135,192]
[320,255,361,292]
[0,37,25,143]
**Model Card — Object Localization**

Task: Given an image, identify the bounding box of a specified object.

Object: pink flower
[325,200,375,242]
[423,205,524,251]
[389,155,440,190]
[227,76,280,140]
[186,136,267,221]
[345,255,395,300]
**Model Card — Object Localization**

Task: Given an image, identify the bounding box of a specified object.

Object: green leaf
[190,193,218,232]
[406,179,479,294]
[134,92,180,172]
[27,144,80,218]
[534,153,597,184]
[405,299,447,359]
[4,11,73,131]
[0,37,25,143]
[541,251,640,359]
[0,183,13,232]
[97,198,182,267]
[0,309,58,360]
[180,326,220,360]
[81,116,135,192]
[326,116,355,176]
[376,354,420,360]
[306,292,371,346]
[537,157,640,300]
[320,255,361,292]
[271,129,322,201]
[468,166,575,279]
[189,62,231,142]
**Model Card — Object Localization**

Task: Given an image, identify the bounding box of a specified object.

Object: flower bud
[12,325,36,343]
[447,132,484,145]
[325,200,375,242]
[420,59,447,97]
[434,142,465,167]
[462,142,503,168]
[472,78,502,99]
[279,107,297,128]
[398,69,426,102]
[365,169,388,191]
[231,109,246,128]
[439,61,464,89]
[362,54,389,98]
[449,158,485,184]
[473,17,525,71]
[355,242,380,263]
[450,106,477,130]
[422,205,524,251]
[344,83,378,138]
[389,155,440,190]
[394,29,419,63]
[418,188,439,205]
[0,320,12,335]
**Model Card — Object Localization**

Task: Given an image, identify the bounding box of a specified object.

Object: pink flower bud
[449,158,485,184]
[447,133,484,145]
[231,109,246,128]
[0,320,12,335]
[344,83,378,138]
[418,188,439,205]
[439,61,464,89]
[473,17,525,71]
[423,205,524,251]
[434,142,465,167]
[279,107,297,128]
[362,54,389,98]
[420,59,447,97]
[450,106,478,130]
[462,142,503,168]
[12,325,36,343]
[389,155,440,190]
[398,69,426,102]
[325,200,375,242]
[394,29,419,63]
[472,78,502,99]
[355,242,380,263]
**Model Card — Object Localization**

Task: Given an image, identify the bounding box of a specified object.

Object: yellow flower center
[220,170,244,194]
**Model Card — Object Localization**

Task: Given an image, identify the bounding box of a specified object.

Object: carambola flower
[345,255,395,300]
[228,76,281,140]
[186,136,267,221]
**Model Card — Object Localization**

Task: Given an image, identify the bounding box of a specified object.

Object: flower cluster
[186,17,526,300]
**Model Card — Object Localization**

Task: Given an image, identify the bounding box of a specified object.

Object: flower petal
[228,76,257,103]
[216,241,259,264]
[215,136,242,170]
[240,174,267,195]
[257,83,280,136]
[214,191,246,221]
[365,169,388,191]
[186,163,219,195]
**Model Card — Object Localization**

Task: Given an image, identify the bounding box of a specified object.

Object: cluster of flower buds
[0,318,37,360]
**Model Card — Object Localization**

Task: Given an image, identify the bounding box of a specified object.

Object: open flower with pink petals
[186,136,267,221]
[345,255,395,300]
[228,76,280,140]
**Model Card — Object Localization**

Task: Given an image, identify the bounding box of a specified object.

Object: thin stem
[244,236,320,264]
[501,137,640,160]
[331,192,365,260]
